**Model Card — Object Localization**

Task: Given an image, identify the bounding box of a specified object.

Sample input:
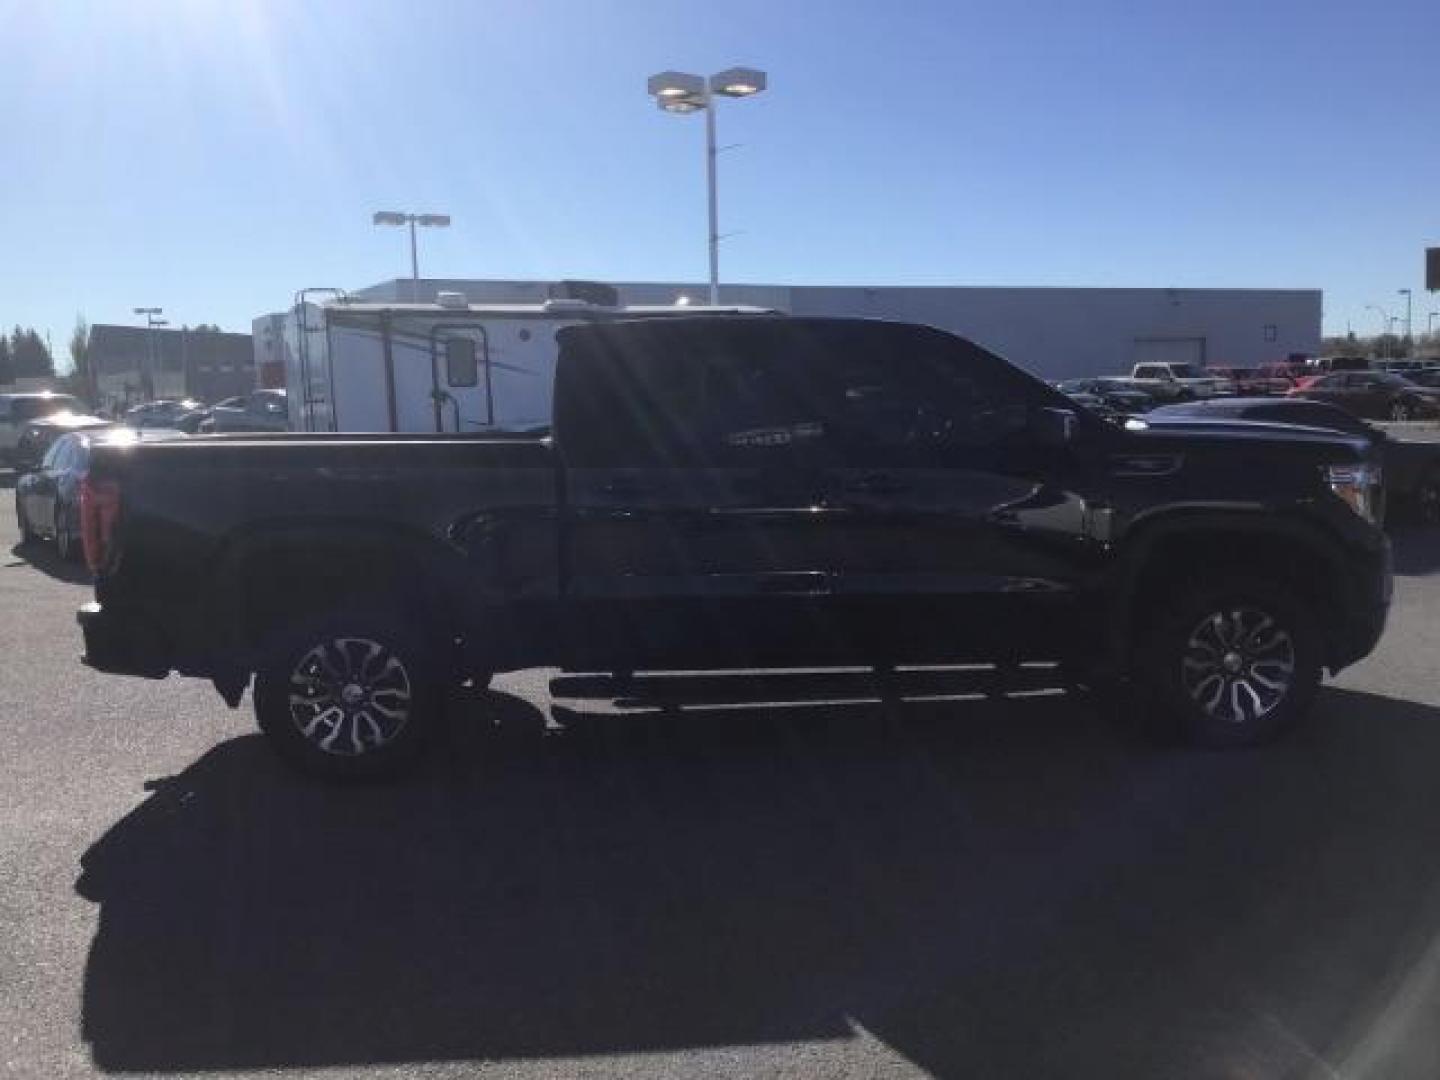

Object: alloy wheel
[1419,474,1440,525]
[287,636,414,756]
[1180,607,1296,726]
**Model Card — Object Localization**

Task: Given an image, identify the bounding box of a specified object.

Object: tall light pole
[373,211,451,302]
[647,67,768,306]
[132,307,166,401]
[1398,288,1413,355]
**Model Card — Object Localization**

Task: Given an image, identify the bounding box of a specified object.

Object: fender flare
[1101,508,1349,670]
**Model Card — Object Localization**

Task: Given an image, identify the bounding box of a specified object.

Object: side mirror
[1030,407,1079,447]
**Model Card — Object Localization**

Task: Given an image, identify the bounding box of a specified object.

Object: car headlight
[1325,463,1383,523]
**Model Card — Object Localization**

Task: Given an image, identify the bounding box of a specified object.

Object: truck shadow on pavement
[8,540,93,585]
[77,683,1440,1078]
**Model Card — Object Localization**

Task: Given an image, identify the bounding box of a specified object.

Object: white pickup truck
[1129,362,1229,401]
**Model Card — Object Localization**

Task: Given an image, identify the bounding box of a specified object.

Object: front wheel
[15,495,37,545]
[1136,576,1321,748]
[1413,466,1440,526]
[254,608,444,779]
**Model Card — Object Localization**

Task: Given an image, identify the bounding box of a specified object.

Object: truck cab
[1129,362,1227,401]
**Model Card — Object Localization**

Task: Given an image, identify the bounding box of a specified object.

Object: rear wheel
[1413,465,1440,526]
[55,505,79,562]
[15,494,37,545]
[254,608,443,779]
[1135,575,1321,748]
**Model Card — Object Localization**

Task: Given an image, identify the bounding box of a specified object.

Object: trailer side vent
[436,291,469,309]
[548,280,620,307]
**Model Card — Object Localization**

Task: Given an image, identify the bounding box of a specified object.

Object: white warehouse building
[340,278,1321,381]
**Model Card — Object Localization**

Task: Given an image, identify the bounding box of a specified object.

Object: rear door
[556,320,837,669]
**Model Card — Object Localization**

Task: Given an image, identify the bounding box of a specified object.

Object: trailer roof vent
[436,291,469,309]
[548,280,620,307]
[542,297,598,313]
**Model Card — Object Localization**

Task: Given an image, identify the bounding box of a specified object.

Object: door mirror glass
[446,338,479,388]
[1030,407,1078,447]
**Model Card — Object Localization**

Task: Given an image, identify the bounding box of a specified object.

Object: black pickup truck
[77,316,1392,777]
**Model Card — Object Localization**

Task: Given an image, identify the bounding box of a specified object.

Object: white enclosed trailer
[280,289,772,434]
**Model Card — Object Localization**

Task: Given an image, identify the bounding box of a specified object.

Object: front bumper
[77,601,171,679]
[1328,536,1392,672]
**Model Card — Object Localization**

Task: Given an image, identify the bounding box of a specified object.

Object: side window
[445,338,480,387]
[553,326,707,468]
[816,329,1031,466]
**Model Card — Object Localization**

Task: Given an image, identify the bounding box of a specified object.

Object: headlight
[1325,463,1383,523]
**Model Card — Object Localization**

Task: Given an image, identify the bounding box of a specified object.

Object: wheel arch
[209,520,470,667]
[1107,511,1351,673]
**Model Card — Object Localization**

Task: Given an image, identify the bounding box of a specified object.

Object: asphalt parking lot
[4,480,1440,1080]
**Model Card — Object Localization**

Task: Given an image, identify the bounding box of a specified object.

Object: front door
[804,323,1102,663]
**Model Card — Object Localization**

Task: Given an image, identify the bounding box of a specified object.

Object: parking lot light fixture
[709,67,767,97]
[647,66,768,305]
[372,210,451,301]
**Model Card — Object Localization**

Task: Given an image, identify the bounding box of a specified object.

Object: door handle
[846,472,906,496]
[600,477,645,497]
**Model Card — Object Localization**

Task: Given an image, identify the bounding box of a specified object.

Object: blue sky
[3,0,1438,368]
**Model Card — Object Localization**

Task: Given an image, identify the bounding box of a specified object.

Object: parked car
[203,390,288,433]
[17,428,183,559]
[124,399,210,433]
[1147,395,1377,438]
[1207,366,1292,396]
[1373,359,1440,377]
[1149,396,1440,526]
[1129,362,1229,401]
[1054,378,1156,415]
[76,315,1391,779]
[1288,370,1440,421]
[0,392,80,466]
[14,413,117,471]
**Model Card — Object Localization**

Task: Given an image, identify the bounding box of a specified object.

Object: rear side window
[553,324,708,467]
[445,338,480,387]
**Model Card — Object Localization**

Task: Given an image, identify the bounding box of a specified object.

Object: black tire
[1134,575,1321,749]
[253,607,443,779]
[15,494,38,545]
[1413,466,1440,527]
[55,504,79,562]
